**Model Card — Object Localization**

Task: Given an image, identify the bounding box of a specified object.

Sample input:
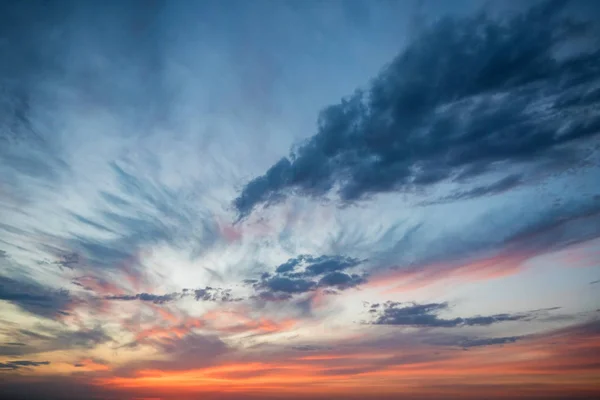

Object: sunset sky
[1,1,600,399]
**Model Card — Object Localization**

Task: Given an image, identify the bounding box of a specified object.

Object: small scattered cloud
[251,254,367,299]
[275,255,364,276]
[192,287,243,302]
[459,336,522,348]
[291,345,332,352]
[103,287,243,304]
[104,292,181,304]
[367,301,560,328]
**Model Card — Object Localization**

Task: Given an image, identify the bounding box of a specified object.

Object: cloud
[0,360,50,371]
[0,275,73,319]
[234,0,600,217]
[422,173,523,205]
[116,333,228,375]
[104,292,181,304]
[460,336,522,348]
[0,326,112,357]
[251,254,367,299]
[104,286,243,304]
[275,255,363,276]
[291,345,332,352]
[368,301,558,328]
[192,287,243,302]
[317,272,366,290]
[54,326,112,349]
[258,276,316,294]
[367,207,600,293]
[27,161,224,284]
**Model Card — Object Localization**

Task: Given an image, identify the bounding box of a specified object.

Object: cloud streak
[367,301,557,328]
[0,275,73,319]
[0,360,50,371]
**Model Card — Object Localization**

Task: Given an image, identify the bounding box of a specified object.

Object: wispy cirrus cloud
[368,208,600,292]
[0,325,112,357]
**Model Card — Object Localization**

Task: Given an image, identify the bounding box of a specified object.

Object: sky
[1,0,600,399]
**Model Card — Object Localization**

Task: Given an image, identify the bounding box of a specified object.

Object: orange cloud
[94,320,600,399]
[74,276,125,296]
[74,358,111,372]
[366,211,600,293]
[135,318,204,342]
[369,234,600,294]
[367,250,534,294]
[202,309,296,334]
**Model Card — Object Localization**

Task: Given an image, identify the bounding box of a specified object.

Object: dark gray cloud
[275,254,363,276]
[259,277,317,295]
[103,286,243,304]
[317,272,366,290]
[460,336,522,348]
[305,256,363,276]
[234,0,600,217]
[368,301,558,328]
[254,291,293,302]
[0,360,50,371]
[252,254,367,299]
[192,287,243,302]
[291,345,332,352]
[0,275,73,319]
[104,292,180,304]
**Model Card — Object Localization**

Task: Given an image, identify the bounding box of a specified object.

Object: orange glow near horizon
[93,322,600,398]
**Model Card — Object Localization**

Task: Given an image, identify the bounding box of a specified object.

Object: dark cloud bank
[235,0,600,218]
